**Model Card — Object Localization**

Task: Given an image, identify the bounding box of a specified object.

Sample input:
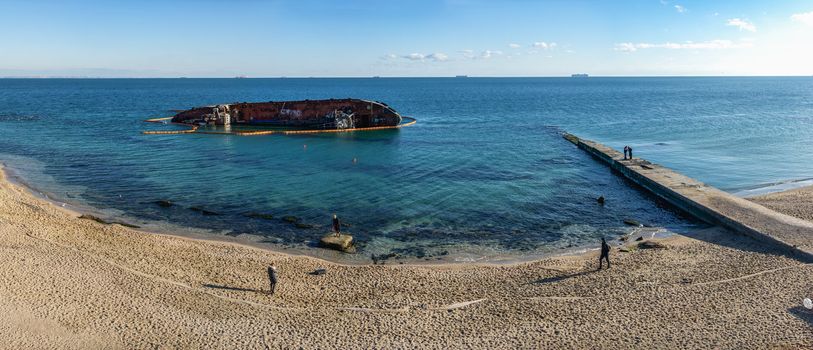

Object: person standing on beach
[598,238,611,270]
[332,214,341,235]
[267,264,278,296]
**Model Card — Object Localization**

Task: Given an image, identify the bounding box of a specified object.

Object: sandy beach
[750,185,813,223]
[0,166,812,349]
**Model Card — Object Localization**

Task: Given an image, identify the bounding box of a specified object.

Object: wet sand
[1,166,811,349]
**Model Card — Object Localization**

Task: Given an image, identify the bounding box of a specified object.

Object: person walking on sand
[598,237,611,270]
[623,146,630,160]
[332,214,341,236]
[267,264,278,296]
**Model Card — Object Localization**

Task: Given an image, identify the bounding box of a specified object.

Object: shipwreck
[171,98,403,130]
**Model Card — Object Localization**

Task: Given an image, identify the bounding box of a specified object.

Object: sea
[1,77,812,263]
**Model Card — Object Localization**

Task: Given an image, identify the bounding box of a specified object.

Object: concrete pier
[564,133,813,261]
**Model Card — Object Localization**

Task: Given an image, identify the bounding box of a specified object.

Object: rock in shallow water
[319,233,355,253]
[155,200,173,208]
[623,219,642,226]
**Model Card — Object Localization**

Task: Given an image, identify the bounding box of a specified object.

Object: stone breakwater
[563,133,813,262]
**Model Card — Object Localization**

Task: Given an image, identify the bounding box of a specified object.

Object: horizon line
[2,74,813,79]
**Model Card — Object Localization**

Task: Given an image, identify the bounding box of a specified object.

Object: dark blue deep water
[1,77,811,262]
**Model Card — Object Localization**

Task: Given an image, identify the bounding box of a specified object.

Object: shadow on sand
[788,306,813,327]
[675,226,813,263]
[203,284,267,294]
[608,169,813,263]
[532,269,600,285]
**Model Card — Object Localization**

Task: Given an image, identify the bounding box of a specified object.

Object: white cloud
[614,40,753,52]
[480,50,503,59]
[458,49,504,60]
[726,18,756,32]
[508,43,521,49]
[399,52,448,62]
[791,11,813,26]
[382,53,398,60]
[659,0,668,4]
[674,5,687,13]
[532,42,557,49]
[403,53,425,61]
[427,53,448,61]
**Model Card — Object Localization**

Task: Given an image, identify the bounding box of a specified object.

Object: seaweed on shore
[78,214,141,228]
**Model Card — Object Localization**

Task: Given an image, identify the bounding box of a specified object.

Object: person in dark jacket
[267,264,278,295]
[332,214,341,235]
[598,238,611,270]
[628,146,633,159]
[623,146,630,160]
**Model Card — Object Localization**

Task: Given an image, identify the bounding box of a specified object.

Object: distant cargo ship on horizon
[571,73,589,78]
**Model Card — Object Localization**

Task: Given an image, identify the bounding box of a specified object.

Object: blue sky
[1,0,812,77]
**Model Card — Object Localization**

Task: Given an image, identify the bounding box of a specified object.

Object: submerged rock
[319,233,355,253]
[244,212,274,220]
[155,200,173,208]
[190,206,219,216]
[282,215,300,223]
[294,223,316,229]
[597,196,605,205]
[371,252,399,264]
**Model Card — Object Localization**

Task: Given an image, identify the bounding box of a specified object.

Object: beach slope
[0,167,811,349]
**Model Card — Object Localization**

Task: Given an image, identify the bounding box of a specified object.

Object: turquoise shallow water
[1,77,811,262]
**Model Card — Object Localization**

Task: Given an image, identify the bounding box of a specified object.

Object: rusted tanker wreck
[171,98,403,129]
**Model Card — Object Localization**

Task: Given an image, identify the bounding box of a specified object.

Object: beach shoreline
[0,161,648,266]
[0,164,594,268]
[1,165,812,348]
[8,153,808,267]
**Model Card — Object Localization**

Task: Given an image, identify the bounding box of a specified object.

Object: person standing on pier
[628,146,633,159]
[598,238,611,270]
[267,264,278,296]
[623,146,630,160]
[332,214,341,236]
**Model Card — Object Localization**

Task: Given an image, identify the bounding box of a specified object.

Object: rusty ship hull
[171,98,402,130]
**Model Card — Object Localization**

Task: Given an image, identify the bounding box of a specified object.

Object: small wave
[732,177,813,197]
[0,113,40,122]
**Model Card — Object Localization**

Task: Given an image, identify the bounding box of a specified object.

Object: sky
[1,0,812,77]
